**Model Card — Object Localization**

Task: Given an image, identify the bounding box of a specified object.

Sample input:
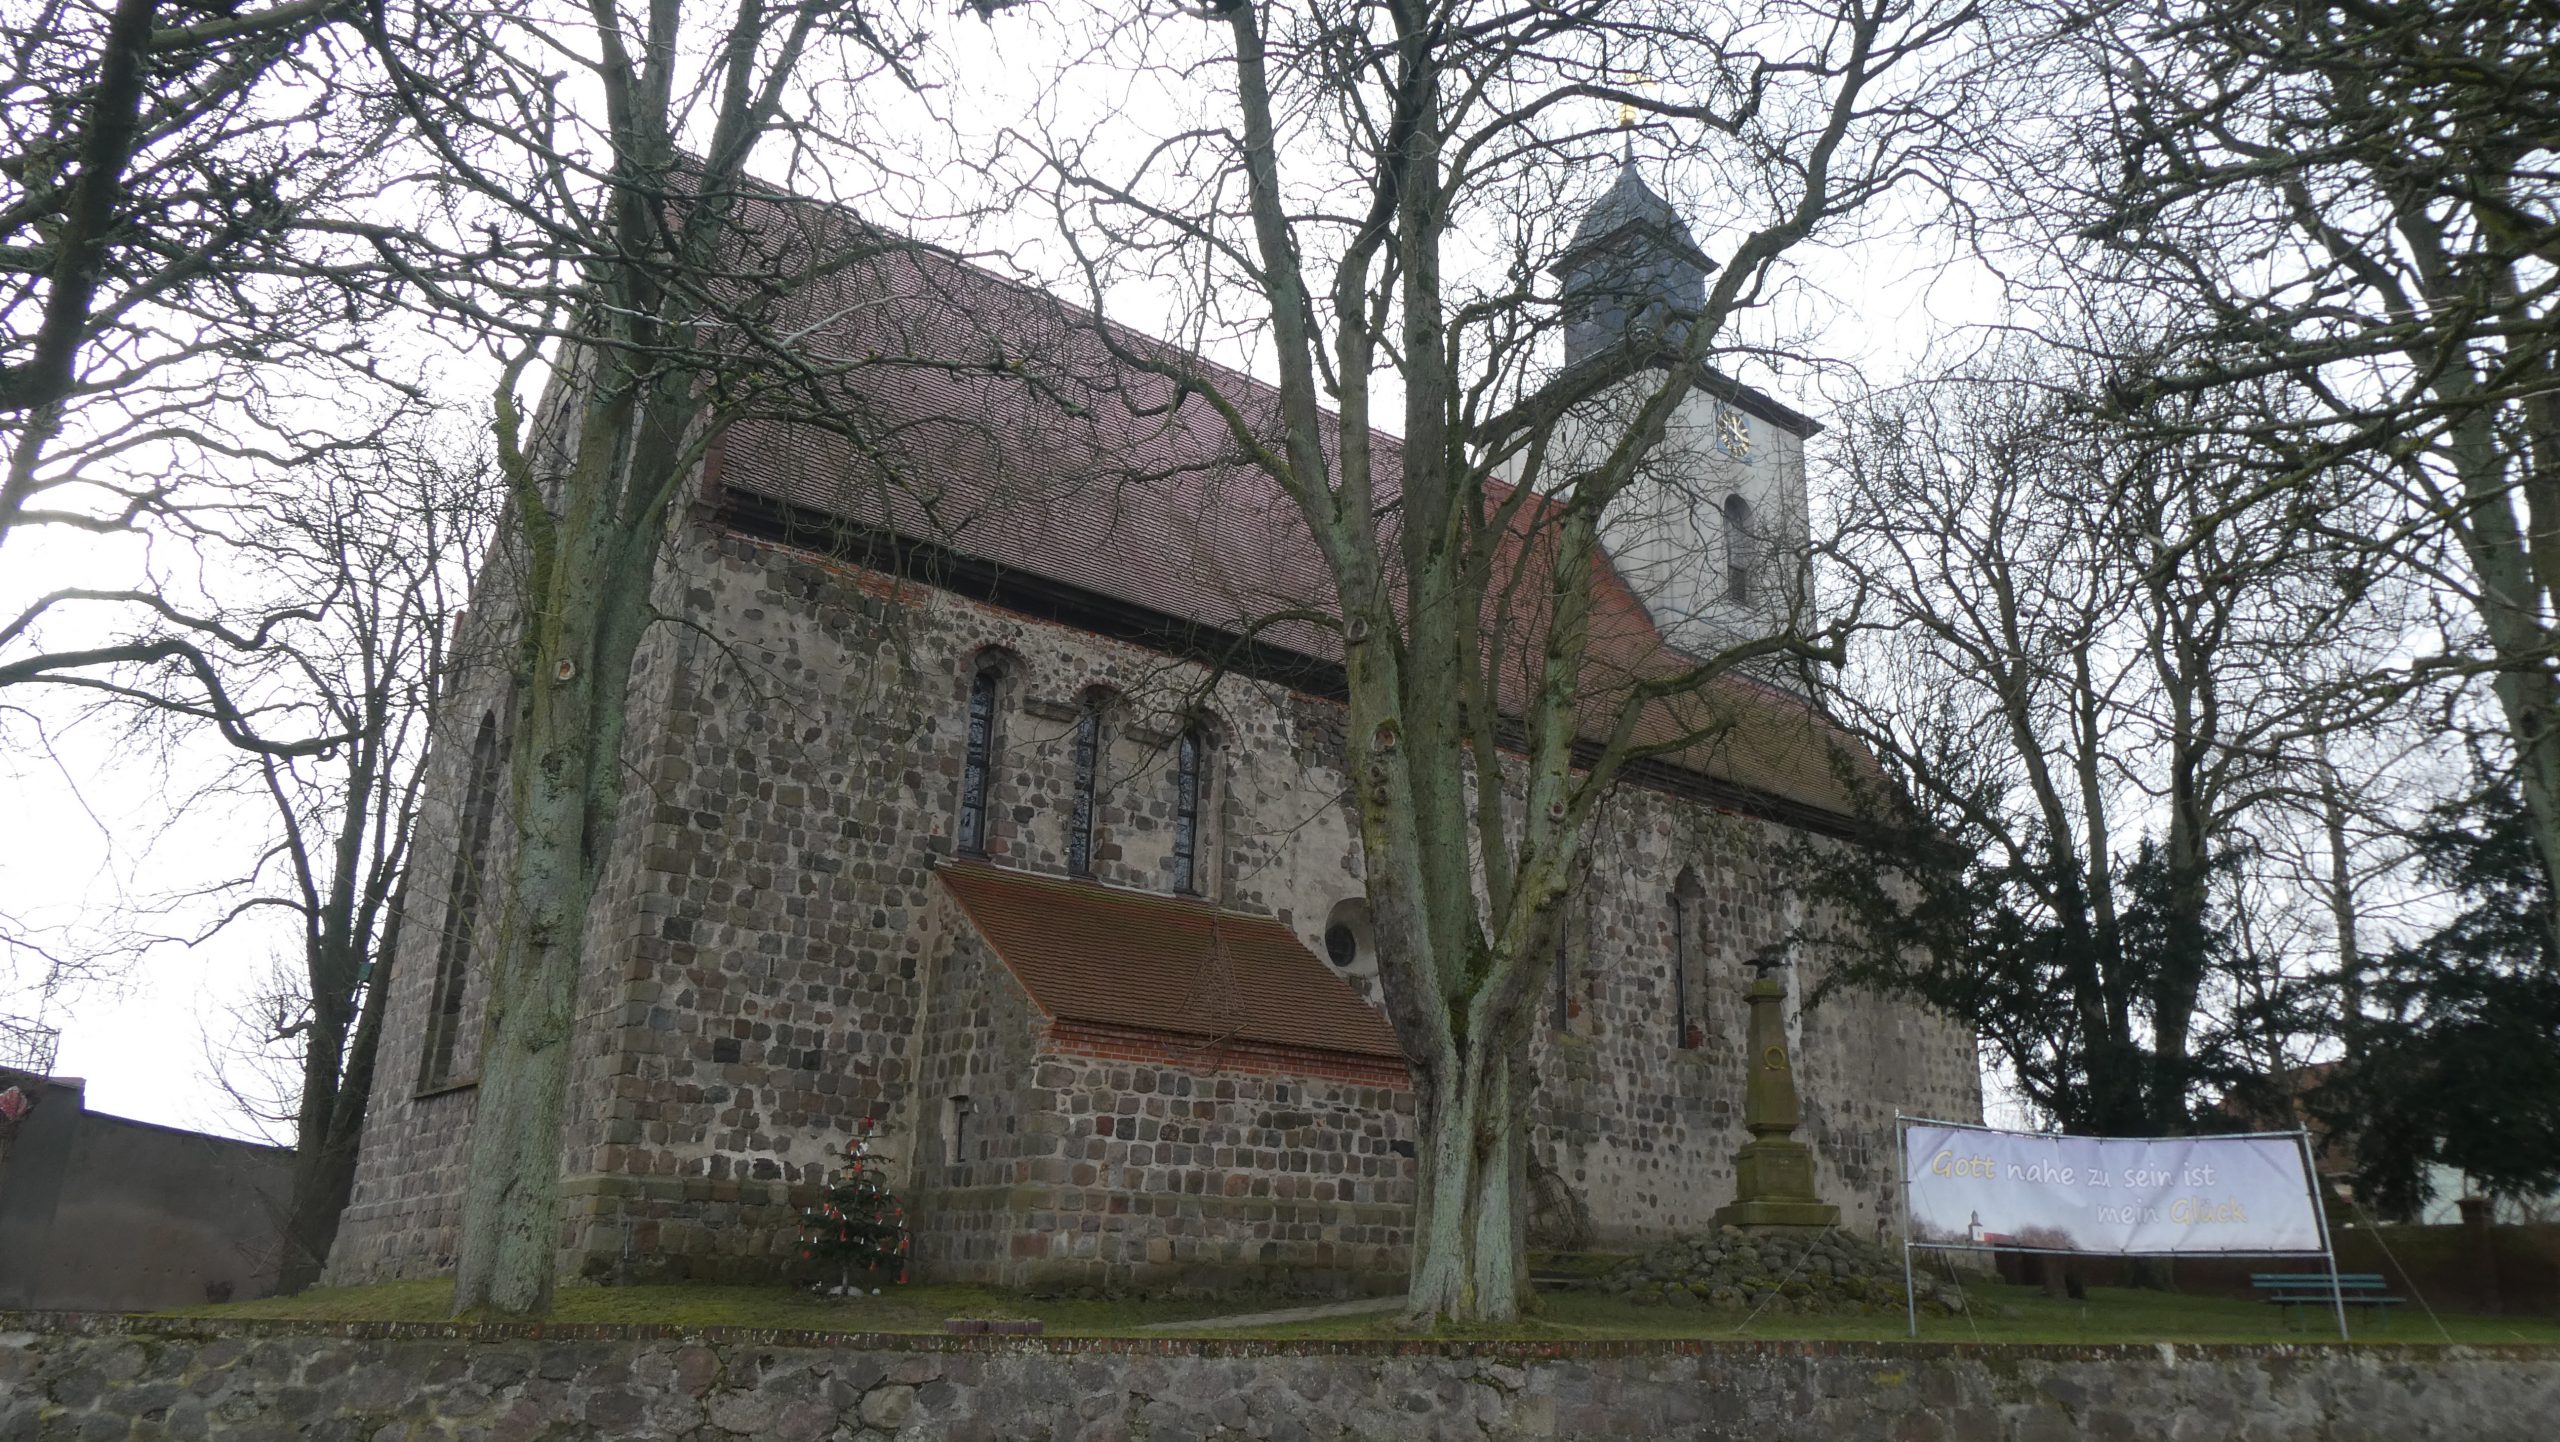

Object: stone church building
[326,167,1982,1294]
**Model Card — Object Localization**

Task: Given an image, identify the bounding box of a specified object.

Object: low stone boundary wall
[3,1310,2555,1440]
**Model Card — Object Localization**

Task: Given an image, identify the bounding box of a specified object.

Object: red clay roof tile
[707,196,1870,817]
[936,862,1402,1062]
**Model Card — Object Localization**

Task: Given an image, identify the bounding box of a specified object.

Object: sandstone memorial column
[1713,958,1841,1231]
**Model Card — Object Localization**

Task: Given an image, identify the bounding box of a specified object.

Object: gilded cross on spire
[1611,70,1654,163]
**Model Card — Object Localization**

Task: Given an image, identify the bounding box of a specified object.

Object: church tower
[1545,161,1820,674]
[1555,161,1718,368]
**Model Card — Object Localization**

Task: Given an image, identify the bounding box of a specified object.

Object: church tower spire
[1551,160,1718,369]
[1535,159,1821,681]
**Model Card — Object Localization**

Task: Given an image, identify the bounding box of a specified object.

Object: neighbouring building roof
[698,188,1874,823]
[936,861,1404,1062]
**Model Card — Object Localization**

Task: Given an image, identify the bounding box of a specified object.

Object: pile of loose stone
[1603,1226,1970,1316]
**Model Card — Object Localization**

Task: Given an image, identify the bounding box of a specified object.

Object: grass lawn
[183,1277,2560,1346]
[180,1278,1237,1337]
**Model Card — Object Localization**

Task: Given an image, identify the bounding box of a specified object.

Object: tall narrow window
[957,668,998,855]
[422,712,502,1089]
[1672,870,1706,1050]
[1552,913,1572,1032]
[1068,695,1103,876]
[1171,724,1206,894]
[1724,494,1757,604]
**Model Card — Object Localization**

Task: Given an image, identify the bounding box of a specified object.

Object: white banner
[1902,1121,2326,1256]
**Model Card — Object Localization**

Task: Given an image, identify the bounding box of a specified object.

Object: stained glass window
[1068,698,1102,875]
[957,670,997,854]
[1172,725,1204,894]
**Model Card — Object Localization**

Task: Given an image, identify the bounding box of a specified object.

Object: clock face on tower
[1717,407,1753,460]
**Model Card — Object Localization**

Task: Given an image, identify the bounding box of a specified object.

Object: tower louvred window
[1724,494,1757,604]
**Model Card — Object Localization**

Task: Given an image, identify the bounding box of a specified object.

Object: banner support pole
[2297,1129,2349,1342]
[1898,1113,1918,1338]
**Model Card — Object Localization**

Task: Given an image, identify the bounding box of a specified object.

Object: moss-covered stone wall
[5,1313,2556,1441]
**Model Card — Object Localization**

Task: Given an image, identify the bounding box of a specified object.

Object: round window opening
[1323,923,1358,969]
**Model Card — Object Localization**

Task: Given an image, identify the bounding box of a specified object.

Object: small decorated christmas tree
[798,1117,910,1295]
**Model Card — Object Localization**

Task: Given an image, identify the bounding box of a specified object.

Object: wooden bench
[2250,1272,2402,1328]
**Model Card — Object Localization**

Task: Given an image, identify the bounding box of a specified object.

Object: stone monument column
[1712,957,1841,1231]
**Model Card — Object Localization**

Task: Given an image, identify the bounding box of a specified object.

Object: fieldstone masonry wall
[907,916,1055,1284]
[329,516,1982,1291]
[984,1032,1415,1294]
[906,887,1418,1293]
[6,1314,2557,1442]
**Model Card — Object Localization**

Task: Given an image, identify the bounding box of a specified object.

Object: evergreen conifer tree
[2318,773,2560,1219]
[797,1119,909,1294]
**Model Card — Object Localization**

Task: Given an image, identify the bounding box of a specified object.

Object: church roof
[1553,159,1717,275]
[702,189,1871,825]
[936,861,1404,1062]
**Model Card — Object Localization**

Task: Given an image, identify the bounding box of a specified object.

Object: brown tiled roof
[936,862,1403,1062]
[705,191,1869,819]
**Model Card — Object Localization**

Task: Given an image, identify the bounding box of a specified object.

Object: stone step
[1527,1250,1635,1291]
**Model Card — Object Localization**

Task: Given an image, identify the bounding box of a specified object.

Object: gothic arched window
[1671,868,1707,1050]
[1171,722,1209,895]
[1067,690,1109,876]
[1723,494,1756,604]
[1552,908,1573,1032]
[421,710,503,1090]
[956,666,1000,856]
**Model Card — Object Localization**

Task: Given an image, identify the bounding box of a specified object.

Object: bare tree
[3,0,972,1316]
[346,0,938,1315]
[1,0,402,551]
[2040,0,2560,920]
[2,0,421,833]
[1795,341,2404,1135]
[5,424,490,1294]
[232,437,490,1294]
[988,0,2000,1323]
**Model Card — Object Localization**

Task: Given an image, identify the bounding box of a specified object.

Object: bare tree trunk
[383,0,848,1315]
[275,990,352,1294]
[452,688,609,1313]
[2149,735,2213,1129]
[1406,1045,1525,1322]
[276,888,403,1295]
[451,332,688,1313]
[451,485,628,1315]
[2318,745,2363,1063]
[2434,396,2560,932]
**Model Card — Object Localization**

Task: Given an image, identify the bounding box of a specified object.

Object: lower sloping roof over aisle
[935,861,1403,1062]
